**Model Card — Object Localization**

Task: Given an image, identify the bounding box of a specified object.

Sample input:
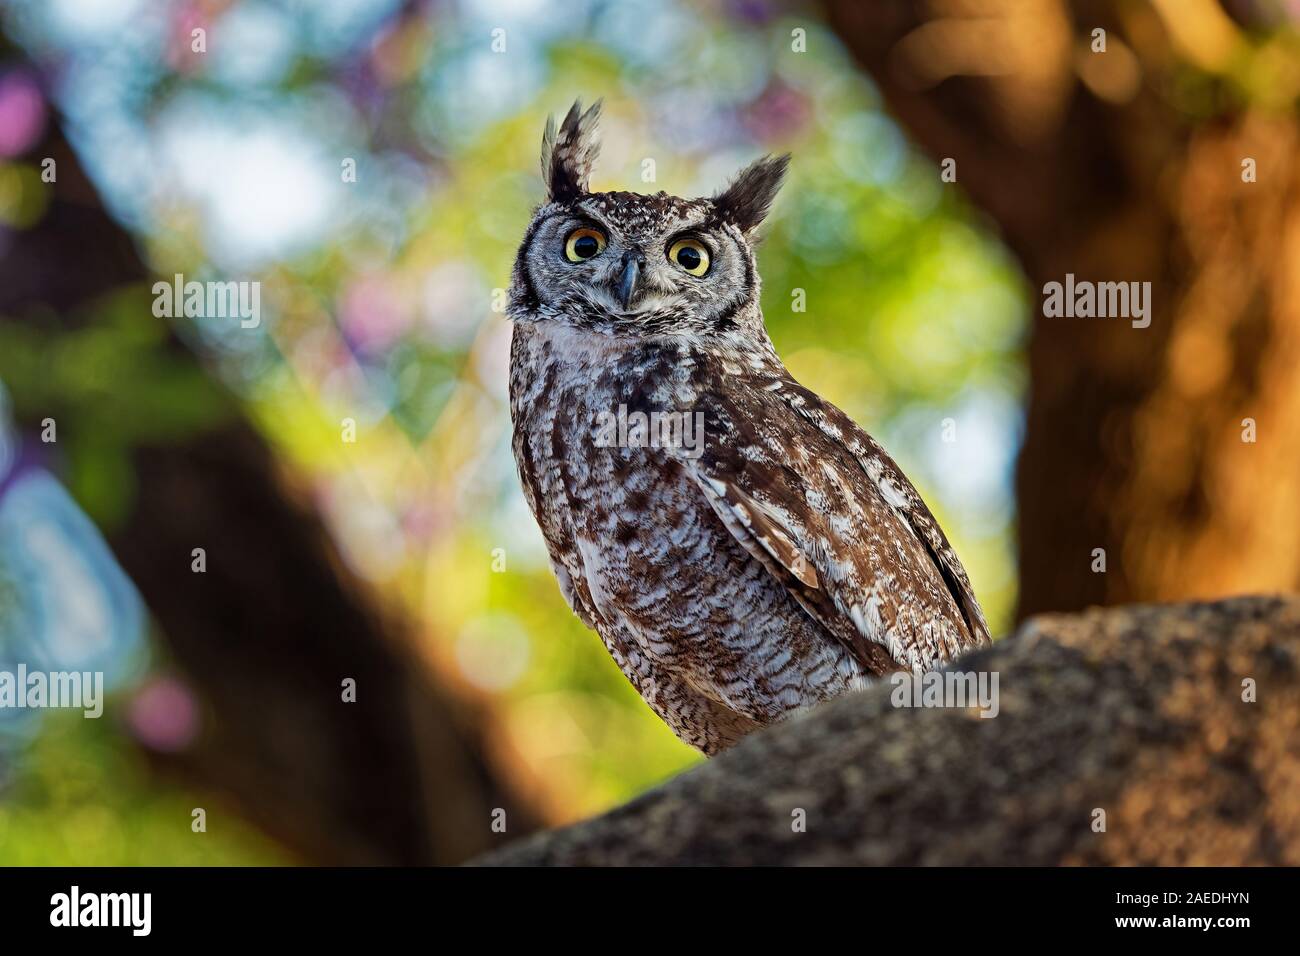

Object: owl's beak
[615,254,643,310]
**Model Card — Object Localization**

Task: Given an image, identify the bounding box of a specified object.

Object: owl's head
[508,100,788,337]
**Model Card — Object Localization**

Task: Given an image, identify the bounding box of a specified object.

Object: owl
[508,101,991,756]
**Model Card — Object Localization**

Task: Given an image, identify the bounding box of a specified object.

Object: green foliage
[0,288,232,527]
[0,713,287,865]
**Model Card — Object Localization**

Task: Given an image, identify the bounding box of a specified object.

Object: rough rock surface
[476,596,1300,865]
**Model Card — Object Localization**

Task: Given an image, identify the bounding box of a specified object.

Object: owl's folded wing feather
[680,373,990,676]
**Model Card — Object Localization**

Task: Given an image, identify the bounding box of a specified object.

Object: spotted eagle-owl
[508,101,991,756]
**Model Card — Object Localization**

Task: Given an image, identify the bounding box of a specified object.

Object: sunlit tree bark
[822,0,1300,619]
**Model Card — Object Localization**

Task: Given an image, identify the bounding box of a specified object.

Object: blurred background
[0,0,1295,865]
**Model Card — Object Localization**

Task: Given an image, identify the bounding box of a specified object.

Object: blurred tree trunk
[0,37,541,863]
[822,0,1300,620]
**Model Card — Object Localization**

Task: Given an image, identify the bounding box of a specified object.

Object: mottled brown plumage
[508,101,991,754]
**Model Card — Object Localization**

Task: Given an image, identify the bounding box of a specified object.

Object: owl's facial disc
[511,192,758,336]
[512,103,788,336]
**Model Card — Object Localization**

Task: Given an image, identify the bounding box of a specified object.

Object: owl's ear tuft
[541,99,603,202]
[712,154,790,234]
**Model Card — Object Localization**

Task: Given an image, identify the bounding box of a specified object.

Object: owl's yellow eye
[565,228,606,262]
[668,238,710,276]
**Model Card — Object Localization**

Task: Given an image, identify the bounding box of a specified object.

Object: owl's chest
[507,321,865,733]
[510,324,704,554]
[509,324,741,644]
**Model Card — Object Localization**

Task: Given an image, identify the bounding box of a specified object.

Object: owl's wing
[679,371,990,675]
